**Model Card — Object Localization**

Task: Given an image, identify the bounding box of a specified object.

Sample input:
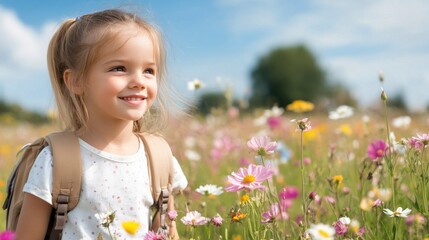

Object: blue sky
[1,0,429,113]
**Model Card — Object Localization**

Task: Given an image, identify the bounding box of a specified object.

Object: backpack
[2,131,177,239]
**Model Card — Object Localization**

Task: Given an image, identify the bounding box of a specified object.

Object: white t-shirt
[23,138,188,240]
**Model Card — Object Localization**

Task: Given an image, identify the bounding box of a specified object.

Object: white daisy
[329,105,354,120]
[187,78,203,91]
[383,207,412,218]
[195,184,224,196]
[306,223,336,240]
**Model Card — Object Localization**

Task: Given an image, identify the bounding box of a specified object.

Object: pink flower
[168,210,178,221]
[180,211,209,226]
[410,133,429,149]
[279,186,299,199]
[144,231,165,240]
[333,221,348,236]
[261,204,280,223]
[224,164,274,192]
[291,118,312,132]
[211,214,223,227]
[367,140,388,160]
[267,116,282,129]
[0,231,15,240]
[247,136,278,156]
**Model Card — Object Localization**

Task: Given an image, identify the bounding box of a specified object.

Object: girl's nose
[130,73,146,89]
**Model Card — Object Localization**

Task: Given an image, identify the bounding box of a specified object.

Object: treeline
[0,99,49,125]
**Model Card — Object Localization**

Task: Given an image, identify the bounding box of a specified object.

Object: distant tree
[0,99,49,124]
[388,92,407,110]
[249,45,328,108]
[196,92,228,115]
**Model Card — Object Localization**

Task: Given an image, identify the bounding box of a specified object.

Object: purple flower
[333,221,348,236]
[211,214,223,227]
[367,140,388,160]
[279,186,299,199]
[224,164,274,192]
[0,231,15,240]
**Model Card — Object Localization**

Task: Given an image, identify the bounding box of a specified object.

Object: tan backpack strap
[45,132,82,238]
[139,133,175,235]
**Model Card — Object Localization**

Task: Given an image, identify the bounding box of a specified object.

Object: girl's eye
[110,66,126,72]
[144,68,155,75]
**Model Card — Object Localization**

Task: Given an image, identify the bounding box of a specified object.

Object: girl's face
[83,27,158,126]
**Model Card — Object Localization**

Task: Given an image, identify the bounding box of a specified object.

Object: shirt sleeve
[171,156,188,193]
[23,146,53,205]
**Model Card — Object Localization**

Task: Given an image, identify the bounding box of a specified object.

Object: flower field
[1,101,429,239]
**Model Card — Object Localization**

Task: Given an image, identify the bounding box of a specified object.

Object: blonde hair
[48,9,170,133]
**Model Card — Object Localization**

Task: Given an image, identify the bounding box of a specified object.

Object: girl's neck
[78,121,139,155]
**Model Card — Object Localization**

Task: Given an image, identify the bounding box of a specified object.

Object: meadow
[1,100,428,239]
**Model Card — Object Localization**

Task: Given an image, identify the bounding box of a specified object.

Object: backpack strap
[45,132,82,240]
[138,133,175,235]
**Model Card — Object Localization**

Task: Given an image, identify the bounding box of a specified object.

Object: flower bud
[378,72,384,83]
[381,90,388,101]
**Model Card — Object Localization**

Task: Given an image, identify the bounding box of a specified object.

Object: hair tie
[75,16,80,22]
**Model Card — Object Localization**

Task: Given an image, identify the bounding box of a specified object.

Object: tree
[249,45,328,108]
[196,92,228,115]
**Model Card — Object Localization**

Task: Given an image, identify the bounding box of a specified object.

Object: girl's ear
[63,69,84,95]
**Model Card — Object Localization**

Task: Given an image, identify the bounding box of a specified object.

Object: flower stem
[300,130,307,229]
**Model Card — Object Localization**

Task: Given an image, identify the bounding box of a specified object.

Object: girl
[15,9,188,239]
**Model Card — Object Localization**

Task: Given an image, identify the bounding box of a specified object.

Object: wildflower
[381,88,388,101]
[405,213,426,226]
[0,231,15,240]
[211,214,223,227]
[337,124,352,136]
[261,204,280,223]
[279,186,299,199]
[267,116,282,129]
[184,149,201,161]
[224,164,274,192]
[383,207,412,218]
[195,184,224,197]
[324,196,336,205]
[373,199,383,207]
[187,78,203,91]
[306,223,336,240]
[95,211,115,228]
[144,230,166,240]
[392,116,411,129]
[332,175,343,185]
[122,221,140,235]
[230,208,247,222]
[367,140,388,160]
[180,211,209,226]
[240,194,251,205]
[309,192,318,201]
[333,220,348,236]
[247,136,278,156]
[412,133,429,147]
[291,118,312,132]
[328,105,354,120]
[168,210,178,221]
[286,100,314,113]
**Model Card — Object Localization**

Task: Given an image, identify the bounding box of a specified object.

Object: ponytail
[47,19,88,132]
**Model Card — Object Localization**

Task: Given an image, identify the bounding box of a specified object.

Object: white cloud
[0,5,57,111]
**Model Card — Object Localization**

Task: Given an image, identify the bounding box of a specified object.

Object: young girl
[15,9,188,239]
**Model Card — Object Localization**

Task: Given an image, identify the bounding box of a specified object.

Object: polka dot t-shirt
[23,138,188,239]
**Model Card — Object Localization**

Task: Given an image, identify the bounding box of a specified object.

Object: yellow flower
[286,100,314,113]
[338,124,352,136]
[240,194,251,205]
[232,235,242,240]
[332,175,343,185]
[122,221,140,235]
